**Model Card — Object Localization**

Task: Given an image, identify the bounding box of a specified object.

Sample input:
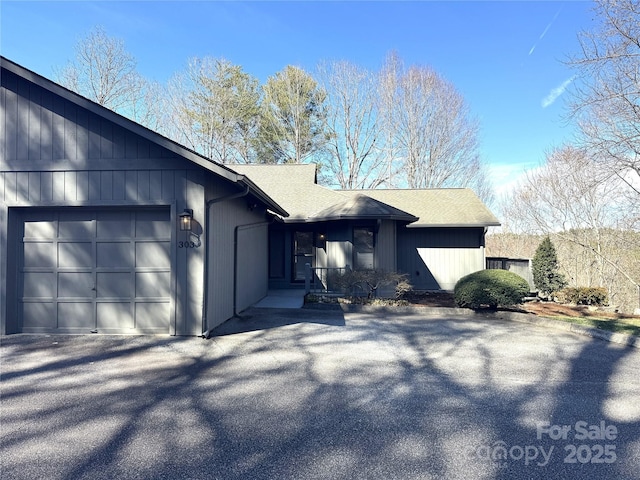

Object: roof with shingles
[233,164,344,220]
[341,189,501,227]
[309,194,418,223]
[232,164,501,227]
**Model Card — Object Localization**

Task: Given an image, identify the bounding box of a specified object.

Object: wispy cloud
[528,7,562,56]
[542,76,575,108]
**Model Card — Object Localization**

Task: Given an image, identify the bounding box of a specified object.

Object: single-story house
[0,56,288,336]
[1,56,500,336]
[233,164,501,293]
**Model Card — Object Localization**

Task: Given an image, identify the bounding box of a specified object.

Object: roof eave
[406,221,502,228]
[302,214,419,223]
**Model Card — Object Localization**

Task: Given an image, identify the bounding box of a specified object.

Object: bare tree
[568,0,640,200]
[165,57,261,163]
[318,60,388,189]
[377,51,405,187]
[56,26,151,123]
[378,56,493,204]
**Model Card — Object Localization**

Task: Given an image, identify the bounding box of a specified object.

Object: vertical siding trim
[28,83,40,161]
[16,172,28,203]
[3,73,19,163]
[41,171,52,202]
[28,172,41,202]
[51,95,65,160]
[16,79,29,160]
[40,89,53,161]
[52,171,64,202]
[64,171,76,201]
[100,119,114,159]
[149,170,162,200]
[125,170,137,201]
[138,170,150,201]
[76,171,88,201]
[88,112,101,159]
[76,108,88,161]
[112,171,125,200]
[88,171,101,201]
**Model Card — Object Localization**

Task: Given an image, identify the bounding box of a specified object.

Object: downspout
[234,225,239,318]
[482,227,488,270]
[201,184,250,338]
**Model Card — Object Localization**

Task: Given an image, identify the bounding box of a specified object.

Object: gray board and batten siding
[397,227,487,291]
[1,57,285,335]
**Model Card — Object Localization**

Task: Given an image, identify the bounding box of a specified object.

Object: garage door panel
[24,219,56,238]
[23,272,55,298]
[136,241,170,268]
[97,303,133,329]
[23,242,54,268]
[97,242,132,268]
[97,272,132,298]
[136,210,171,238]
[136,302,170,330]
[58,212,94,238]
[58,242,93,268]
[57,302,93,328]
[22,302,55,329]
[96,212,132,238]
[136,271,170,298]
[58,272,94,298]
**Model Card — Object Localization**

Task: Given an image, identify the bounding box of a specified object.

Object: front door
[293,231,314,281]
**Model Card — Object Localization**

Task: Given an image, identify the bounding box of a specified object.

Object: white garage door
[19,209,172,334]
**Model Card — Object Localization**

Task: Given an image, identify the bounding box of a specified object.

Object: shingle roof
[309,194,418,223]
[233,164,345,220]
[232,164,501,227]
[342,189,501,227]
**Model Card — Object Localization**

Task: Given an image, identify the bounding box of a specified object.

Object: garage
[19,208,172,334]
[2,56,289,336]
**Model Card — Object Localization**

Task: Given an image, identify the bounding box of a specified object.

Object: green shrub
[454,269,530,309]
[556,287,608,306]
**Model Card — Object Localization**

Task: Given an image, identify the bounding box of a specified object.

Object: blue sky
[1,1,595,195]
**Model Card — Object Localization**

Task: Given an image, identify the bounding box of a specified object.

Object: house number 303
[178,241,199,248]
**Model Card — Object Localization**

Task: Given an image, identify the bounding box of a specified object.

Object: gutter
[201,184,250,338]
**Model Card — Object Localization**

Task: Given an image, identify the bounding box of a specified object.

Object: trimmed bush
[454,269,530,310]
[556,287,608,306]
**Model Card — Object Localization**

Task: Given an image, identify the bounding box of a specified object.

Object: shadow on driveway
[2,308,639,480]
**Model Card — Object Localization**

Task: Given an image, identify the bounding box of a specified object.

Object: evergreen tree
[258,66,328,164]
[532,236,567,299]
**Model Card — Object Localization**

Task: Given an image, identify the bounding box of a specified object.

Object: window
[353,227,374,269]
[293,231,314,281]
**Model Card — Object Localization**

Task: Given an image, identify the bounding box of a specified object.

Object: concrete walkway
[252,289,306,308]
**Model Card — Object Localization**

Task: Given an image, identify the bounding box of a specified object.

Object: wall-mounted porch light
[179,209,193,231]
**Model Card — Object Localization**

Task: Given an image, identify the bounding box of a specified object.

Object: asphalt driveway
[1,307,639,480]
